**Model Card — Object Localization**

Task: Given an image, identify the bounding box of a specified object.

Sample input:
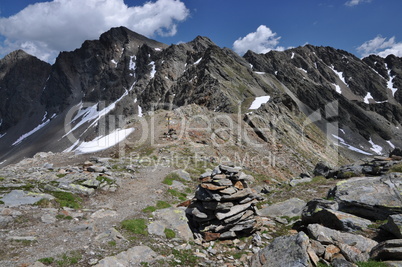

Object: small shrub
[121,218,148,235]
[164,228,176,239]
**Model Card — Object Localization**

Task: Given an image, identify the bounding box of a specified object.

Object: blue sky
[0,0,401,63]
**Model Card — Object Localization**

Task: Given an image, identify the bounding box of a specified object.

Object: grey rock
[250,232,310,267]
[307,224,377,262]
[302,207,372,232]
[95,227,127,243]
[219,165,242,174]
[87,165,108,173]
[220,188,253,201]
[148,221,166,236]
[220,231,236,239]
[200,170,213,179]
[370,239,402,261]
[0,215,13,228]
[313,161,332,177]
[58,183,95,196]
[329,173,402,220]
[153,207,193,241]
[203,201,233,211]
[41,213,57,224]
[215,202,254,220]
[1,190,54,207]
[95,246,159,266]
[170,180,187,191]
[383,214,402,238]
[174,169,191,181]
[212,178,233,186]
[219,187,237,195]
[259,198,306,218]
[81,179,101,188]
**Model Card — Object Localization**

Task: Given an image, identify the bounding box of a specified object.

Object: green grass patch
[0,200,4,205]
[368,220,387,229]
[38,257,55,265]
[56,214,73,220]
[162,172,185,185]
[108,240,117,247]
[142,201,171,213]
[121,218,148,235]
[142,206,157,213]
[96,176,114,184]
[55,251,82,266]
[156,200,171,209]
[51,191,82,209]
[390,163,402,173]
[167,189,187,201]
[164,228,176,239]
[35,198,53,208]
[56,174,66,178]
[356,260,388,267]
[0,176,5,181]
[170,249,198,266]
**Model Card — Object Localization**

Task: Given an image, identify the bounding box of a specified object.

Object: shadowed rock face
[0,50,51,132]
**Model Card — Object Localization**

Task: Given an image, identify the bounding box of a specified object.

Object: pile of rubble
[186,165,263,241]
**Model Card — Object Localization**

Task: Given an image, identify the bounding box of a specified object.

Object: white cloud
[357,35,402,57]
[232,25,284,55]
[345,0,372,7]
[0,0,189,63]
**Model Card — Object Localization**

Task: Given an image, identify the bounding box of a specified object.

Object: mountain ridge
[0,26,401,167]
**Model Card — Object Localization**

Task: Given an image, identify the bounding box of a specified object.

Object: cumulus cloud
[232,25,284,55]
[0,0,189,63]
[357,35,402,57]
[345,0,372,7]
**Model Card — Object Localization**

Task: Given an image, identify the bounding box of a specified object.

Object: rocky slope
[1,26,401,167]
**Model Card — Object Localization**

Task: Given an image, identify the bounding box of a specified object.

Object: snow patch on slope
[149,61,156,78]
[249,96,270,110]
[369,138,383,155]
[13,119,50,146]
[330,65,347,85]
[386,65,398,96]
[69,128,135,154]
[332,134,373,155]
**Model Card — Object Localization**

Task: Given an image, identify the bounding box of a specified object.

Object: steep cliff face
[0,27,402,166]
[244,45,402,155]
[0,50,51,133]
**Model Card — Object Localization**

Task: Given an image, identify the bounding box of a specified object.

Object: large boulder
[307,224,378,263]
[382,214,402,238]
[370,239,402,261]
[302,199,371,232]
[250,232,311,267]
[259,198,307,218]
[328,173,402,220]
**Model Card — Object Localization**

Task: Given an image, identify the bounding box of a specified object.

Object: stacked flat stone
[186,165,263,241]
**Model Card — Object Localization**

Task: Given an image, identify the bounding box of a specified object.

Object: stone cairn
[186,165,263,241]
